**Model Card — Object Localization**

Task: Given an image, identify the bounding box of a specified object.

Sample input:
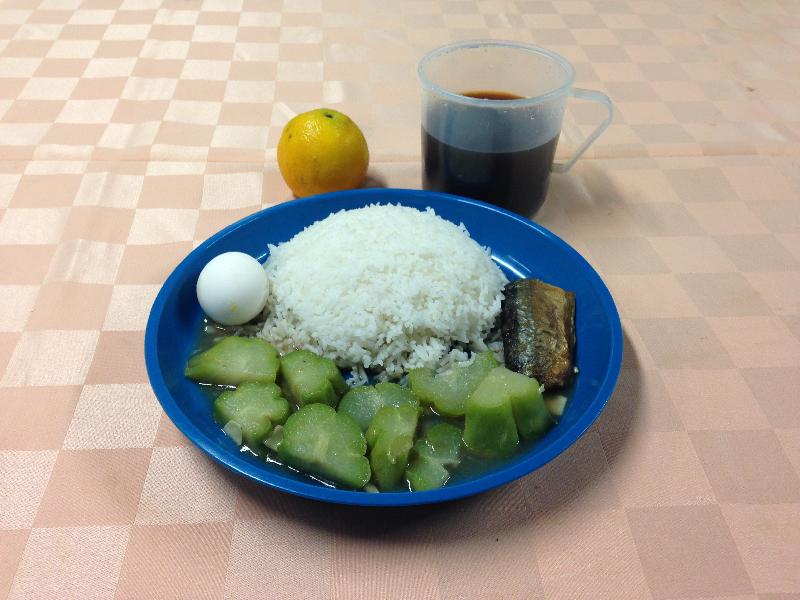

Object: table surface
[1,1,799,599]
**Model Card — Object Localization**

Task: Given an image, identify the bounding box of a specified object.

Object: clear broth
[191,318,570,492]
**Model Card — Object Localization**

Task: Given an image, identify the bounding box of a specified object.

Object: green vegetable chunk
[214,382,290,450]
[408,351,497,417]
[338,382,420,431]
[464,366,552,456]
[337,386,379,430]
[279,349,347,408]
[277,404,370,489]
[365,404,418,490]
[406,451,447,491]
[503,368,551,440]
[405,423,462,491]
[185,337,279,386]
[376,382,419,410]
[463,368,520,457]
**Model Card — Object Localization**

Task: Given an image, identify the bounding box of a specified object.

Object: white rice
[258,204,508,380]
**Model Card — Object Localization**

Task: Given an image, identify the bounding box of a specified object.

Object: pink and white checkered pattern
[1,0,799,598]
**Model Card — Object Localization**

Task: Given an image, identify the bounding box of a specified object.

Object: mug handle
[552,88,613,173]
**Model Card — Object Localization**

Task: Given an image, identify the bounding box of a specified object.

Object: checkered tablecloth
[1,1,799,598]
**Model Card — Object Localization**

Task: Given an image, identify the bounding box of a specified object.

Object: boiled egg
[196,252,268,326]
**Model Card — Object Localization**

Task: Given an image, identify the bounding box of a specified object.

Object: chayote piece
[408,351,497,417]
[338,382,420,431]
[214,382,290,450]
[185,336,279,386]
[365,404,418,490]
[277,404,370,489]
[279,349,347,408]
[405,423,462,491]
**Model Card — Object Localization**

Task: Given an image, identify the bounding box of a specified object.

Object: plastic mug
[419,40,613,217]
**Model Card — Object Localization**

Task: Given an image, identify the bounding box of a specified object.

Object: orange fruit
[277,108,369,198]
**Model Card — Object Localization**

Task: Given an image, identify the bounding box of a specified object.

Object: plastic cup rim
[418,39,577,108]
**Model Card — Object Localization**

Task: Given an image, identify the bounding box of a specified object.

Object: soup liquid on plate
[193,318,572,491]
[422,90,559,217]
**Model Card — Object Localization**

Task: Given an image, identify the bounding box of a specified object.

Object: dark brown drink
[422,90,559,216]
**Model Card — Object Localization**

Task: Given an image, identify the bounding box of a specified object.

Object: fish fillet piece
[501,278,576,389]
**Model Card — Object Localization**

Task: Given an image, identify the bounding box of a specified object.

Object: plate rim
[144,187,623,506]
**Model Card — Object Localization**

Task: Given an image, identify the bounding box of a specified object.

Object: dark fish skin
[501,278,576,389]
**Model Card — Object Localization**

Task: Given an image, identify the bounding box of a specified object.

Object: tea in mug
[422,91,560,216]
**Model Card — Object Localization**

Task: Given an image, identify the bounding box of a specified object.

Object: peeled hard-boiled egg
[196,252,268,326]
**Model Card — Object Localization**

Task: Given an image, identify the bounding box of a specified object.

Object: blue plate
[145,188,622,506]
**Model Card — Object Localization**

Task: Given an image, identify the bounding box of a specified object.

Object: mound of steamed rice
[258,204,508,380]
